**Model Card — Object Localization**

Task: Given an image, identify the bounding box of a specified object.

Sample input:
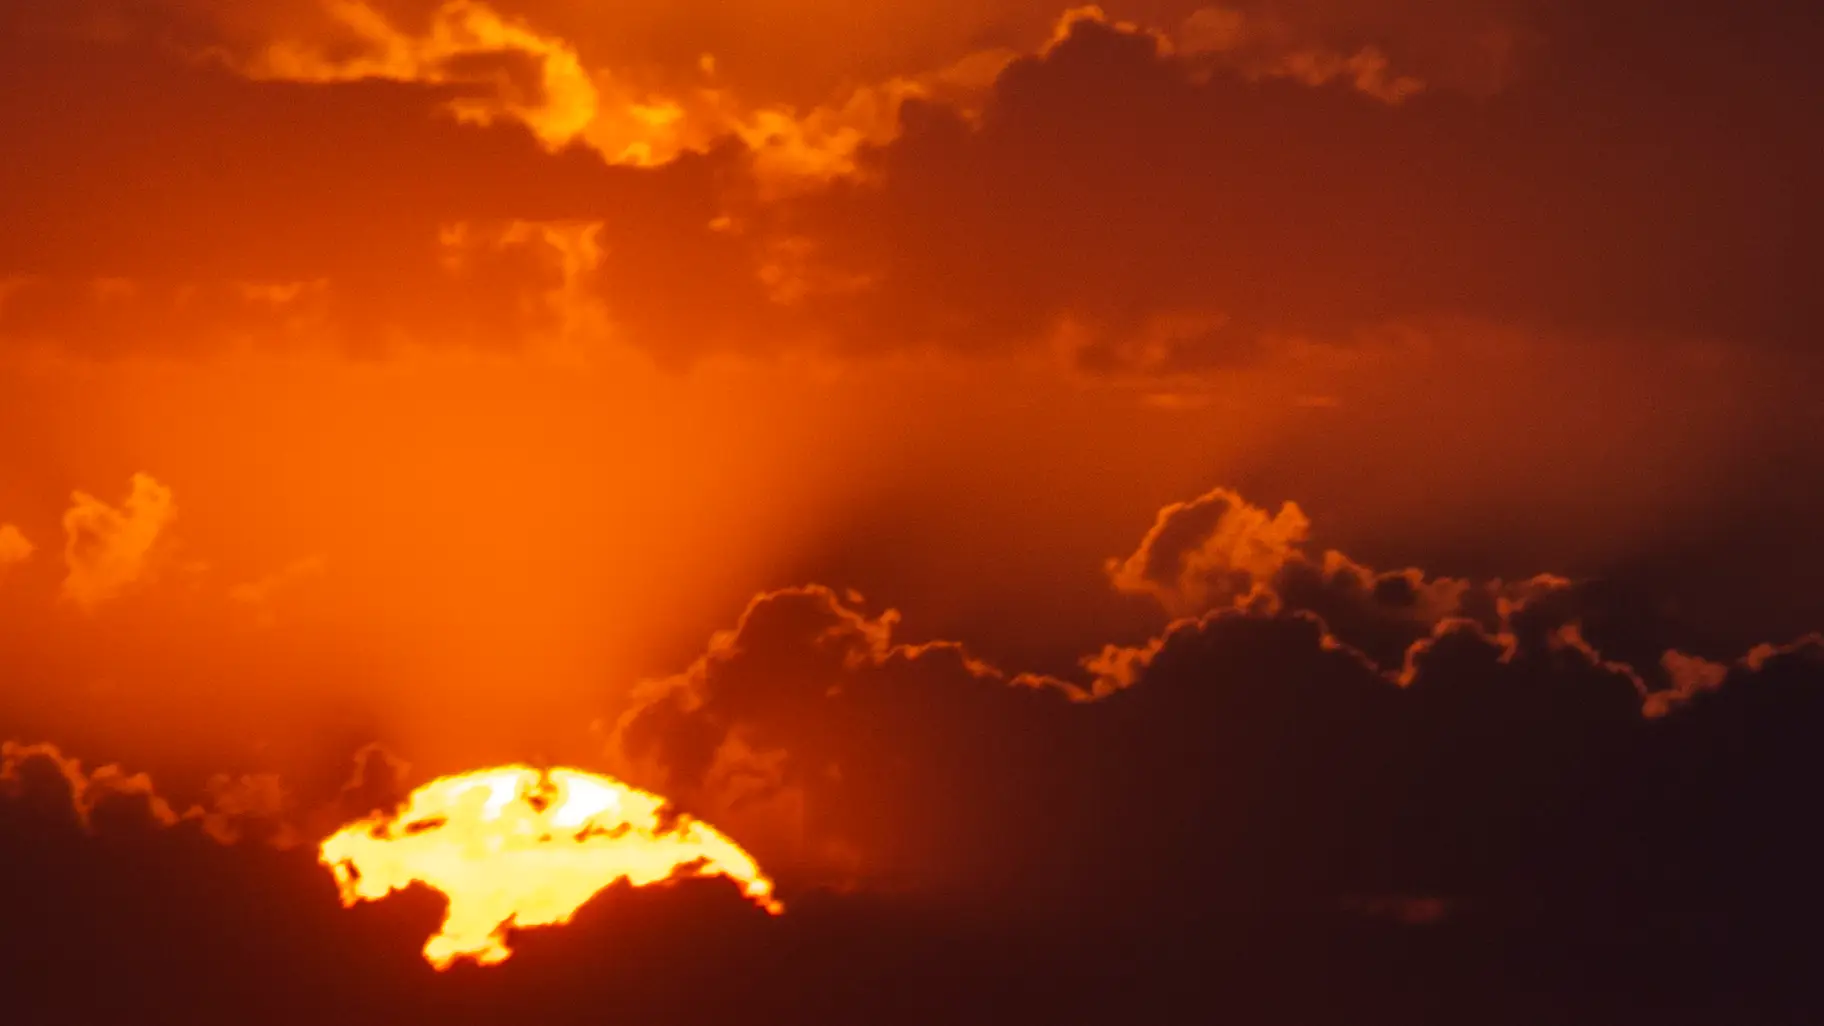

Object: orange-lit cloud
[1173,5,1426,102]
[229,554,328,627]
[604,478,1824,899]
[60,474,179,611]
[0,740,179,830]
[4,464,1824,1017]
[1,2,1812,378]
[159,1,1442,206]
[240,0,598,149]
[1107,486,1313,615]
[212,0,1009,186]
[0,523,31,569]
[1101,484,1571,672]
[228,554,327,607]
[610,584,1078,884]
[0,739,301,848]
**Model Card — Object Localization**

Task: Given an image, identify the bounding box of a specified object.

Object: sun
[319,764,781,968]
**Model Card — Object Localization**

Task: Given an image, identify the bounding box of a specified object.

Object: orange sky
[1,0,1820,802]
[5,6,1824,1022]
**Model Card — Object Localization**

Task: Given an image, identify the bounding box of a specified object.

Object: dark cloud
[1102,484,1571,668]
[0,12,759,357]
[3,3,1817,368]
[786,9,1819,369]
[8,481,1824,1021]
[607,486,1822,950]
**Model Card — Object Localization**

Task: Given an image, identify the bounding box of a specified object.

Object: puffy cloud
[610,585,1079,888]
[1643,648,1731,719]
[601,562,1812,940]
[61,473,178,610]
[0,13,723,357]
[240,0,600,151]
[1106,486,1311,614]
[0,523,31,568]
[7,472,1824,1019]
[601,478,1824,945]
[1,740,180,832]
[178,1,1440,191]
[1644,634,1824,720]
[0,737,396,850]
[186,0,1016,188]
[1105,484,1564,668]
[193,770,297,846]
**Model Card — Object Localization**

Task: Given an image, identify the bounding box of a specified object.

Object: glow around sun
[319,765,782,968]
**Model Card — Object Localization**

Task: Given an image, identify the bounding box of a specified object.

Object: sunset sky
[2,1,1821,1023]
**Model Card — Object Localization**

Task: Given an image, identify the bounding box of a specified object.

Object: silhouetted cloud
[7,478,1824,1021]
[1104,484,1567,668]
[606,484,1824,950]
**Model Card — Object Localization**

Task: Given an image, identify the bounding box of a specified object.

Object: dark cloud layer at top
[1,2,1817,367]
[789,8,1819,367]
[0,7,762,356]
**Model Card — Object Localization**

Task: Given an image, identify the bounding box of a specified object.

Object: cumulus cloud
[61,473,178,610]
[198,0,1010,186]
[0,737,388,850]
[6,471,1824,1018]
[601,482,1824,939]
[1105,486,1312,614]
[236,0,600,150]
[609,584,1077,888]
[1,740,180,832]
[0,523,31,568]
[1104,484,1566,669]
[12,473,1817,926]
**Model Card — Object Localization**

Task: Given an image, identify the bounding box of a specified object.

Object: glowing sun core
[319,765,781,968]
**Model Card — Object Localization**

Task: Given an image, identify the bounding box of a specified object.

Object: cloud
[0,5,1819,1019]
[194,0,1012,187]
[776,7,1821,370]
[236,0,600,152]
[604,480,1824,941]
[0,734,418,851]
[1644,633,1824,720]
[609,584,1077,887]
[1170,5,1428,103]
[61,473,178,610]
[2,3,1813,370]
[229,554,328,610]
[1104,484,1563,669]
[0,14,717,357]
[0,523,30,568]
[7,474,1824,1018]
[1106,486,1312,614]
[1,740,180,832]
[604,565,1781,926]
